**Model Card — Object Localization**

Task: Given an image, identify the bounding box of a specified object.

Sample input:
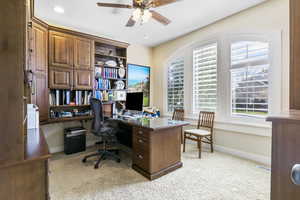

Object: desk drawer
[133,136,149,152]
[133,127,150,139]
[133,149,150,171]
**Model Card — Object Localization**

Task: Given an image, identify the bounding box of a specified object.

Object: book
[56,90,60,106]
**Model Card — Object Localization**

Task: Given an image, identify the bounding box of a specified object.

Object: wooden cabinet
[132,126,182,180]
[49,67,73,89]
[29,22,48,122]
[48,30,93,90]
[32,72,49,121]
[290,0,300,109]
[30,23,48,72]
[267,111,300,200]
[73,69,93,90]
[74,37,93,70]
[49,31,74,69]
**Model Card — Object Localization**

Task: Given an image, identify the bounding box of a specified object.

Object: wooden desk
[112,117,189,180]
[0,129,51,200]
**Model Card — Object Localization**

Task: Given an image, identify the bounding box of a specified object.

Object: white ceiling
[35,0,267,47]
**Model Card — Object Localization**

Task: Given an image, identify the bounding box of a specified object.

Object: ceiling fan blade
[150,10,171,25]
[97,3,132,9]
[126,16,136,27]
[152,0,182,7]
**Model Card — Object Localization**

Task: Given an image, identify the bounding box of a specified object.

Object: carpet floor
[49,144,270,200]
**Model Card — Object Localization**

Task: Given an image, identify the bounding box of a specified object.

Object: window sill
[163,114,272,137]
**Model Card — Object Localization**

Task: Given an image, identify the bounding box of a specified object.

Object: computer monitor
[125,92,143,111]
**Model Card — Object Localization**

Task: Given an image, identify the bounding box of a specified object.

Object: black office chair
[82,98,120,169]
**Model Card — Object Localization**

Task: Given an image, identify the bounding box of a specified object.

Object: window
[231,41,269,117]
[192,42,218,113]
[167,57,184,112]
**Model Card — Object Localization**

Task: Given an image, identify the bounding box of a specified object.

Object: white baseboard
[214,145,271,166]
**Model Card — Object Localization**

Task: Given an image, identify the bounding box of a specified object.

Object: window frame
[230,41,270,118]
[163,32,282,125]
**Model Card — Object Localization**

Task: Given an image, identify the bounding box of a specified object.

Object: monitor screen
[126,92,143,111]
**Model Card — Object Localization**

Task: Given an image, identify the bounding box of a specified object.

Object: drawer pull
[138,130,143,135]
[138,139,143,143]
[138,154,143,159]
[291,164,300,185]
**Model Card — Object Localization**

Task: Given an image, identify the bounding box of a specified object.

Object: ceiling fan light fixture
[142,9,152,23]
[132,8,141,21]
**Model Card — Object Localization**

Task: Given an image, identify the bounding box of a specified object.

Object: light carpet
[49,144,270,200]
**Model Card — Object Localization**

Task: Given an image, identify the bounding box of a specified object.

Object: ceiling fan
[97,0,182,27]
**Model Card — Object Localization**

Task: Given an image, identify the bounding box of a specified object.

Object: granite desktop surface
[112,116,189,131]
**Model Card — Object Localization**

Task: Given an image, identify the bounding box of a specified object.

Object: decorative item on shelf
[96,61,105,66]
[105,60,117,67]
[115,80,125,90]
[118,58,125,68]
[118,68,126,78]
[95,67,102,78]
[114,91,126,101]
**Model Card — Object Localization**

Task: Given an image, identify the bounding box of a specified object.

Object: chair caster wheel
[94,165,99,169]
[117,159,121,163]
[82,158,87,163]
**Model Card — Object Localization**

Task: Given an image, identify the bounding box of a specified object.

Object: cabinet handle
[291,164,300,185]
[138,154,143,159]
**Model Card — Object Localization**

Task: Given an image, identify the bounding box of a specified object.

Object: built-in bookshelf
[48,89,93,121]
[94,41,128,107]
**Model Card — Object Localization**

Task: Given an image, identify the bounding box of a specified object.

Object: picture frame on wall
[127,63,150,107]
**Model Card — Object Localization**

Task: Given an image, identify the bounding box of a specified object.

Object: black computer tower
[64,127,86,154]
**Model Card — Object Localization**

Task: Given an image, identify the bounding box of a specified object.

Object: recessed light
[54,6,64,14]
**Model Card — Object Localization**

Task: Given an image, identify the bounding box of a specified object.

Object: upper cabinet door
[49,31,74,69]
[74,37,93,70]
[73,69,93,90]
[49,67,73,89]
[31,23,48,72]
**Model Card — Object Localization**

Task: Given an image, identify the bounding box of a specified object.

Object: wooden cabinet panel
[74,37,93,70]
[31,72,48,122]
[267,112,300,200]
[290,0,300,109]
[31,23,48,72]
[0,160,48,200]
[49,31,73,69]
[29,22,48,122]
[49,67,73,89]
[73,70,93,90]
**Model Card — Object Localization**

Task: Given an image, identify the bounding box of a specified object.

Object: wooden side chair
[183,111,215,158]
[172,109,185,143]
[172,108,184,121]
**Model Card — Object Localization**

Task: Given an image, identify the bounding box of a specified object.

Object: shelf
[95,89,127,91]
[95,53,126,60]
[50,105,90,109]
[95,64,126,69]
[96,77,126,81]
[48,115,94,123]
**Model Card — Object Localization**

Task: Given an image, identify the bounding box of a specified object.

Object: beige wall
[151,0,289,165]
[42,44,153,153]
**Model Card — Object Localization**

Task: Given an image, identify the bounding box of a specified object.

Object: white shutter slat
[167,58,184,112]
[231,41,269,116]
[193,43,218,113]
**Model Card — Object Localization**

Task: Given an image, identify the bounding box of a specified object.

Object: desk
[112,116,189,180]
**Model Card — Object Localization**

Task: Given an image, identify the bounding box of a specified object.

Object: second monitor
[125,92,143,111]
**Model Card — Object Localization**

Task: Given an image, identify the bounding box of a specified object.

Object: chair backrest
[197,111,215,131]
[172,109,185,121]
[90,98,104,134]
